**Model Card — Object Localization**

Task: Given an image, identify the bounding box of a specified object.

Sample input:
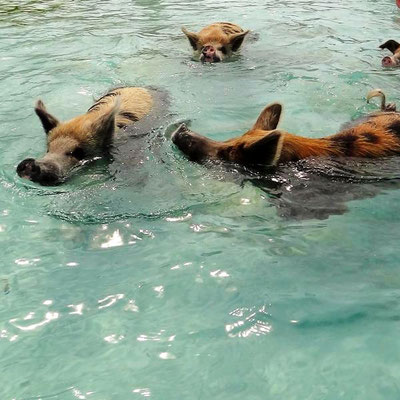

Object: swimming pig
[172,90,400,167]
[17,87,155,185]
[182,22,249,62]
[379,40,400,67]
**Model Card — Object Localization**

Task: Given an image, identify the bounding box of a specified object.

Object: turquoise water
[2,0,400,398]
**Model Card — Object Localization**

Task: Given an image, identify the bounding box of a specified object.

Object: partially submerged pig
[17,87,156,185]
[379,40,400,67]
[172,90,400,167]
[182,22,249,62]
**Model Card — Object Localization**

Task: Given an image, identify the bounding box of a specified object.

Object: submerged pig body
[172,100,400,167]
[182,22,249,62]
[17,87,154,185]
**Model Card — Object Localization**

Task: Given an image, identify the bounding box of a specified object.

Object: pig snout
[171,123,191,144]
[382,56,396,67]
[17,158,60,185]
[171,123,217,162]
[201,46,219,62]
[171,123,200,158]
[202,46,215,57]
[17,158,41,180]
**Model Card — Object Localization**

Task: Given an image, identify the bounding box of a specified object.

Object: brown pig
[182,22,249,62]
[17,87,154,185]
[379,40,400,67]
[172,91,400,167]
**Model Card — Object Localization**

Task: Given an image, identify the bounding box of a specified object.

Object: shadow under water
[247,156,400,220]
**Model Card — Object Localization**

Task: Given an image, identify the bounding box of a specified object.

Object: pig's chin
[200,54,221,63]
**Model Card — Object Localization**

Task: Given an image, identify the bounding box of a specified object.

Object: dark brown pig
[172,91,400,167]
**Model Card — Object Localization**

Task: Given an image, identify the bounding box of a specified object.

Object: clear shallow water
[2,0,400,399]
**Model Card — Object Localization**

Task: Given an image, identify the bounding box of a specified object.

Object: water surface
[1,1,400,399]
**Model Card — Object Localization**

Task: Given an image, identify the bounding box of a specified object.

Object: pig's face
[182,27,249,63]
[17,99,118,185]
[380,40,400,67]
[199,43,228,63]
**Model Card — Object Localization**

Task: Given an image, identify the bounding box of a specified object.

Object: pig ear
[229,30,249,52]
[252,103,282,131]
[182,27,200,50]
[35,100,60,134]
[379,40,400,54]
[242,130,284,166]
[91,97,120,149]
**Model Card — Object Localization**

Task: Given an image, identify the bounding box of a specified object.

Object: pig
[17,87,155,185]
[379,40,400,67]
[172,90,400,167]
[182,22,249,62]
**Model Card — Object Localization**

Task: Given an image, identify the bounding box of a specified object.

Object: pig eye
[67,147,86,160]
[220,46,227,54]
